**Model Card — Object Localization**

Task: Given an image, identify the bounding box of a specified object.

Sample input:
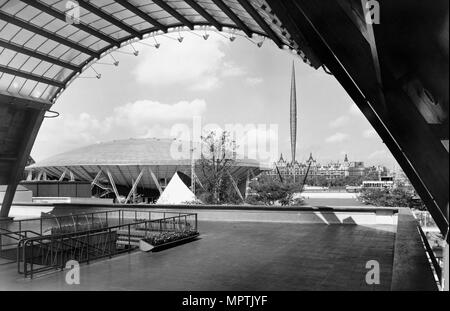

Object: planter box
[139,233,199,252]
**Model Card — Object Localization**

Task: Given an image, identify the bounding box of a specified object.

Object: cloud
[108,99,206,125]
[325,132,349,143]
[362,128,378,139]
[222,62,246,77]
[189,76,219,91]
[33,99,207,161]
[349,104,362,116]
[34,113,106,160]
[329,115,349,128]
[132,33,244,91]
[235,125,279,163]
[245,77,264,86]
[140,124,173,139]
[368,149,389,159]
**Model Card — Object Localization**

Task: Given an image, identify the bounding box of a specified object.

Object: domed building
[25,138,270,203]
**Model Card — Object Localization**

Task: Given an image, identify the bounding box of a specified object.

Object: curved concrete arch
[0,0,448,247]
[0,0,319,103]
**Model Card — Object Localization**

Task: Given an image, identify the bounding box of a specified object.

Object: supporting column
[443,203,449,291]
[244,170,250,199]
[26,170,33,181]
[0,96,49,219]
[149,168,163,194]
[106,170,121,203]
[58,169,67,181]
[227,171,244,202]
[443,241,449,291]
[91,170,103,189]
[124,169,145,204]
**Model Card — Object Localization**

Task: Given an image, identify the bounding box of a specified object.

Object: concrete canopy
[0,0,448,240]
[0,0,318,103]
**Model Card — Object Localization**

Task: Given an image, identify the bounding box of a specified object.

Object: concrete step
[116,240,140,247]
[117,230,147,238]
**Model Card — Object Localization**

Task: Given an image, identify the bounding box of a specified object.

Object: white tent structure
[156,172,197,205]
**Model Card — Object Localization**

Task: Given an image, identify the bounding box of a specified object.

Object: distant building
[362,176,394,189]
[25,138,270,203]
[364,165,389,180]
[392,166,414,190]
[348,161,365,177]
[267,153,368,180]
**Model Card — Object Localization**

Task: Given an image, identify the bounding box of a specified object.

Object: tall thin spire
[290,61,297,164]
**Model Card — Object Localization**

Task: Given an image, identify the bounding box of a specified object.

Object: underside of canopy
[0,0,320,103]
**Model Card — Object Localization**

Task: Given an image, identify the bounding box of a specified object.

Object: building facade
[266,153,371,180]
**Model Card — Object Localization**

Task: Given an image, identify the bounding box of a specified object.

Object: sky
[31,30,396,168]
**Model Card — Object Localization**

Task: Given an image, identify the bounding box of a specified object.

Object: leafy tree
[358,187,425,209]
[196,131,241,204]
[247,177,304,206]
[301,175,364,187]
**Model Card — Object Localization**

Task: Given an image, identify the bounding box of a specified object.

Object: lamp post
[191,146,196,195]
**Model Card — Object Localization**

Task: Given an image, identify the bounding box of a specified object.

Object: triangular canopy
[156,172,197,205]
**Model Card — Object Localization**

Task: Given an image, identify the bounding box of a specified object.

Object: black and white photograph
[0,0,448,300]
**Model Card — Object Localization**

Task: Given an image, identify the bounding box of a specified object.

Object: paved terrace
[0,206,438,291]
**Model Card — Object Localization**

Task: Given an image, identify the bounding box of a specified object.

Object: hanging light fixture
[137,41,161,49]
[203,28,209,40]
[177,27,184,43]
[245,36,265,48]
[215,29,236,41]
[110,54,119,66]
[79,66,102,79]
[92,66,101,79]
[256,36,266,48]
[130,43,139,56]
[230,28,237,42]
[189,28,209,40]
[96,54,120,67]
[152,33,161,48]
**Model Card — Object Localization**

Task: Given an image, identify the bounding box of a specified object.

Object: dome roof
[29,138,262,168]
[26,138,269,190]
[29,138,193,168]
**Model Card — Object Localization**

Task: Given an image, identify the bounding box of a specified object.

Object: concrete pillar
[0,97,48,219]
[26,170,33,181]
[443,242,449,291]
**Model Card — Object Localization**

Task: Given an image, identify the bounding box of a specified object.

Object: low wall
[298,192,358,199]
[153,208,397,225]
[32,197,114,204]
[0,189,33,204]
[50,203,398,226]
[391,208,438,290]
[7,205,54,219]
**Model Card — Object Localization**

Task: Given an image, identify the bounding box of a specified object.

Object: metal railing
[417,225,442,284]
[0,209,193,236]
[17,212,198,278]
[413,210,439,229]
[0,210,120,237]
[0,229,41,249]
